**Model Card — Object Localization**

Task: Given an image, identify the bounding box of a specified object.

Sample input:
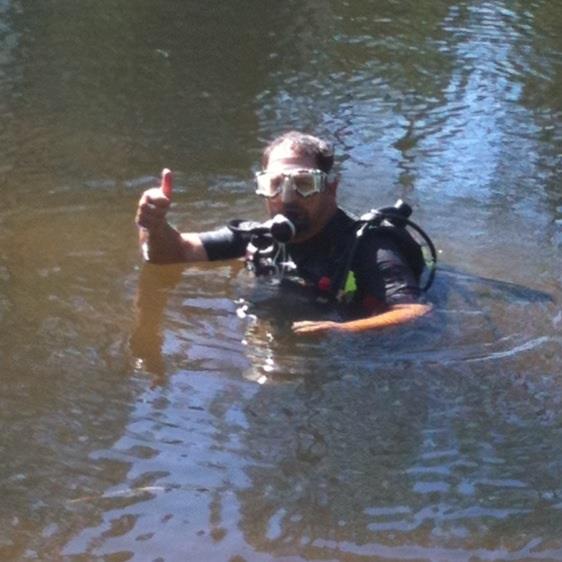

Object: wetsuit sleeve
[198,226,248,261]
[353,233,422,311]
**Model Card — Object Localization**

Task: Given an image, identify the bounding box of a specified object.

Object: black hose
[392,214,437,291]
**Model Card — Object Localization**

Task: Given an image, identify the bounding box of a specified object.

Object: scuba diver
[135,131,436,335]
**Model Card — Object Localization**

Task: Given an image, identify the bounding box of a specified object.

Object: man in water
[135,131,431,334]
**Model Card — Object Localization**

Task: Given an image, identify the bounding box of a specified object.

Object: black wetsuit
[200,209,422,313]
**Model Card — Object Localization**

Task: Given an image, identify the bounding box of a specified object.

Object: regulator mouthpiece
[226,214,296,244]
[269,214,296,243]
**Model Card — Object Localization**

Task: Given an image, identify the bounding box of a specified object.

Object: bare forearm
[292,303,432,335]
[337,303,431,333]
[139,224,208,264]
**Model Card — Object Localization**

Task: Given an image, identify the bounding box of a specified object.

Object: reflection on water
[0,0,561,560]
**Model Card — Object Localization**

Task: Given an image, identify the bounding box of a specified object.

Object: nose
[280,177,296,203]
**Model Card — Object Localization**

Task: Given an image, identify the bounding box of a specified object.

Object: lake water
[1,1,561,560]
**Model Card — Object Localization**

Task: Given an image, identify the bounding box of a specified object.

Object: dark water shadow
[129,263,185,384]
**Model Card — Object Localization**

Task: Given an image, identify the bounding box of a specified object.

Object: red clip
[318,276,331,292]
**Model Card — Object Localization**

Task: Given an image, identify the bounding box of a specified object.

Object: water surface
[0,1,561,560]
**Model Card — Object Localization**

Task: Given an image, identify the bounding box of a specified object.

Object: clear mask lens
[255,169,326,198]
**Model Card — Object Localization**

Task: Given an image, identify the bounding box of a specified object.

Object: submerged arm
[291,302,432,335]
[292,231,432,335]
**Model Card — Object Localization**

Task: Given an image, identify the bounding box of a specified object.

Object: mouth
[280,207,311,236]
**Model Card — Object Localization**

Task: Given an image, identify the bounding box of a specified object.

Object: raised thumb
[161,168,173,199]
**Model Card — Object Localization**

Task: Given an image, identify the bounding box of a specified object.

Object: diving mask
[255,168,330,198]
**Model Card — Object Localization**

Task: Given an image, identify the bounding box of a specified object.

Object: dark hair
[261,131,334,173]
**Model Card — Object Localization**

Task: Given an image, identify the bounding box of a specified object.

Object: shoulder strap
[334,210,437,299]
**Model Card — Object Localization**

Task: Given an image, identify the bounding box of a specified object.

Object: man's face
[262,142,338,242]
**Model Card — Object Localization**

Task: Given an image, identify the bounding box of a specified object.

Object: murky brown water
[1,1,561,560]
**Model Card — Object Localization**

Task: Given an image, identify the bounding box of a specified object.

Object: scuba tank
[335,199,437,298]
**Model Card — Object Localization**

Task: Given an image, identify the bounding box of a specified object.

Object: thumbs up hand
[160,168,173,199]
[135,168,174,232]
